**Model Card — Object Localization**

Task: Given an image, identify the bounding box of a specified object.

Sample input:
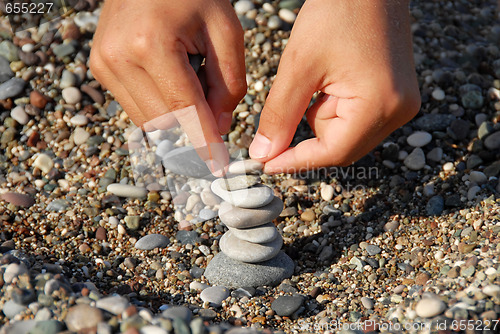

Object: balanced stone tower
[204,160,294,288]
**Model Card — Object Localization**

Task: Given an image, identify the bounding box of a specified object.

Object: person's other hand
[249,0,421,174]
[90,0,247,175]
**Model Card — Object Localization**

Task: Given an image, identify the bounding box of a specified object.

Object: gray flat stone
[161,306,192,323]
[217,175,261,191]
[135,234,169,250]
[271,295,304,317]
[204,251,294,288]
[227,222,278,243]
[220,231,282,263]
[219,197,283,228]
[200,286,230,307]
[162,146,213,179]
[0,77,25,100]
[211,183,274,209]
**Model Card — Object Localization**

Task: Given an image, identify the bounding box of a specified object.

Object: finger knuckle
[166,96,191,112]
[129,33,151,59]
[98,42,122,66]
[88,50,104,78]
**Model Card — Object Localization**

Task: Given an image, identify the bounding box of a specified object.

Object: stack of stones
[204,160,294,288]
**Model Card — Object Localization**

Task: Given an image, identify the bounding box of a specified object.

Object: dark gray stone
[162,306,192,323]
[175,230,200,245]
[426,195,444,216]
[413,114,455,132]
[205,251,294,288]
[271,295,304,317]
[162,146,213,179]
[484,131,500,150]
[448,119,470,140]
[134,234,169,250]
[0,55,13,84]
[0,77,25,100]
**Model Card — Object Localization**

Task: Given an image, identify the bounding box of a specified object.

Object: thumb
[249,61,316,162]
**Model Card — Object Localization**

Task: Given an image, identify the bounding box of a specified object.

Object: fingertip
[217,112,233,134]
[249,132,272,160]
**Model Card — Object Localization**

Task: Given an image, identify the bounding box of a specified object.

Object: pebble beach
[1,0,500,333]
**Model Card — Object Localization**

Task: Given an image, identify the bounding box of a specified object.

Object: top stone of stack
[227,160,264,175]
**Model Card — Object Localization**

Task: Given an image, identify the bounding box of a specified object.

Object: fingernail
[250,133,272,159]
[205,159,226,177]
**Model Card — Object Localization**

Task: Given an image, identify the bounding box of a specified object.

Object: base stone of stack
[204,251,294,288]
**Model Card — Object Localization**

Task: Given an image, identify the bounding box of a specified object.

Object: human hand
[249,0,421,174]
[89,0,247,175]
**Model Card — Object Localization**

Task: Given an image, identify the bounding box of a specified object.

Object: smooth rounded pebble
[227,222,278,243]
[220,230,282,263]
[431,88,445,100]
[365,244,382,256]
[0,192,35,207]
[2,300,27,319]
[320,184,334,201]
[62,87,82,104]
[361,296,374,309]
[199,209,217,221]
[73,127,90,145]
[60,69,76,88]
[70,114,89,126]
[228,159,263,174]
[484,131,500,150]
[65,304,103,332]
[469,171,487,184]
[404,148,426,170]
[11,105,29,125]
[200,286,230,307]
[217,175,261,191]
[271,295,304,317]
[278,8,297,23]
[134,234,170,250]
[219,197,283,228]
[407,131,432,147]
[415,297,446,318]
[95,295,129,315]
[211,183,274,209]
[107,183,147,199]
[204,251,294,288]
[33,153,54,174]
[234,0,255,15]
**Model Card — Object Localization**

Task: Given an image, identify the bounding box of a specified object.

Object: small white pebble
[432,88,446,101]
